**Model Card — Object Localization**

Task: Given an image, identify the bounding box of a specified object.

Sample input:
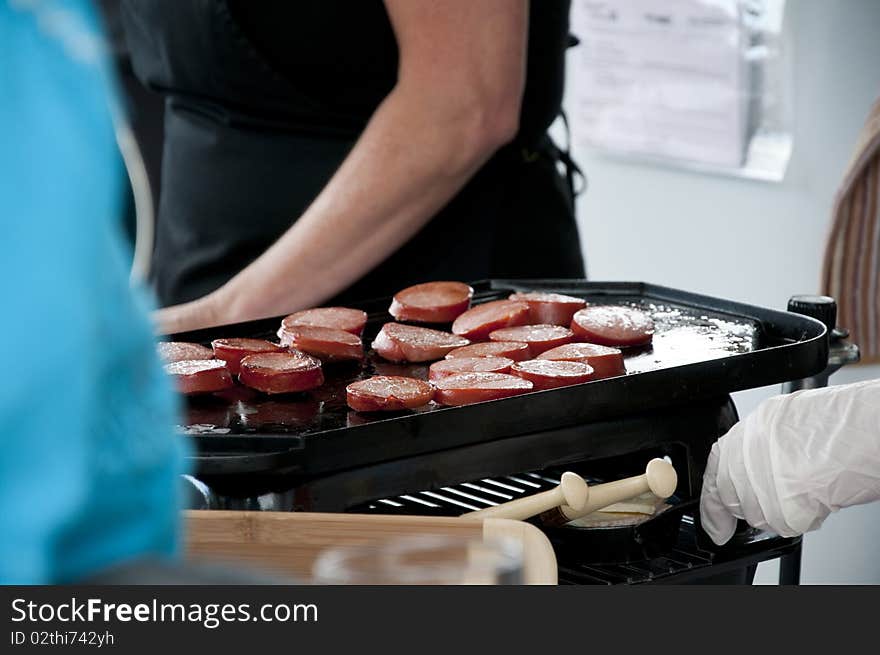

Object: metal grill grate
[357,471,600,516]
[350,469,800,585]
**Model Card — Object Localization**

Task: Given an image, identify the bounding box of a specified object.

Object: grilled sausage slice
[428,356,514,381]
[508,292,586,326]
[444,340,531,361]
[537,343,626,379]
[346,376,435,412]
[488,324,574,356]
[211,338,286,374]
[277,325,363,361]
[433,372,533,406]
[165,359,234,395]
[158,341,214,363]
[238,351,324,394]
[451,300,530,341]
[389,281,473,323]
[570,306,654,347]
[280,307,368,336]
[372,323,470,363]
[510,359,595,390]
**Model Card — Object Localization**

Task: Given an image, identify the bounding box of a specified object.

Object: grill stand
[774,295,861,585]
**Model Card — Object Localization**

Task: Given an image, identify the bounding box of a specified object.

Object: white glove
[700,379,880,545]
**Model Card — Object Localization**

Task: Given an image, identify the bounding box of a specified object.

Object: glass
[311,534,523,585]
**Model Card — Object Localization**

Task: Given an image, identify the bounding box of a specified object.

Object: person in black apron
[119,1,585,333]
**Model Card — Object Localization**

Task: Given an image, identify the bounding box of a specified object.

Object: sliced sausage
[451,300,531,341]
[508,292,586,326]
[211,338,285,374]
[488,324,574,356]
[372,323,470,363]
[571,306,654,347]
[389,281,474,323]
[238,351,324,394]
[537,342,626,379]
[157,341,214,363]
[281,307,368,336]
[433,372,533,406]
[510,359,594,390]
[277,324,363,361]
[164,359,234,395]
[444,340,531,361]
[428,356,514,381]
[346,376,435,412]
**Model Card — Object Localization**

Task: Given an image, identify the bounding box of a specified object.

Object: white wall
[564,0,880,583]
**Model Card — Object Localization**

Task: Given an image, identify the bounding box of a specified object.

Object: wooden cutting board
[184,510,557,585]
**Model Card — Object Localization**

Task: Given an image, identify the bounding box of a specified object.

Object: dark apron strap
[513,111,586,215]
[556,109,587,199]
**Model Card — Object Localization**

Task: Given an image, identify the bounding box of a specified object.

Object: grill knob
[787,295,837,334]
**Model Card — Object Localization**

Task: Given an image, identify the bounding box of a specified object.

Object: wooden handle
[462,472,589,521]
[556,458,677,523]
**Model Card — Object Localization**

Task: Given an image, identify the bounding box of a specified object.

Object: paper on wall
[570,0,749,169]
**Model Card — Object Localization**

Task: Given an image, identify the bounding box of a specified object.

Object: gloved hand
[700,379,880,545]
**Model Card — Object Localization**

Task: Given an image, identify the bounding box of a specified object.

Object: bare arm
[155,0,527,333]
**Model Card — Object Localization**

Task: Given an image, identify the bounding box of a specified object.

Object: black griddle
[170,280,828,480]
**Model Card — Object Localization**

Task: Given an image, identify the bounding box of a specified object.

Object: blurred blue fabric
[0,0,186,583]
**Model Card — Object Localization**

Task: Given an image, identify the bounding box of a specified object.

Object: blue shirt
[0,0,186,583]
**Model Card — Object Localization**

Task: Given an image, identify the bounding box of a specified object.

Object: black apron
[119,0,585,307]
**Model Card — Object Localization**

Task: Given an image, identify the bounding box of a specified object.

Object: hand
[700,380,880,545]
[152,292,225,335]
[700,420,785,545]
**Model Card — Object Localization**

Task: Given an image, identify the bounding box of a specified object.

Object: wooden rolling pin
[462,472,589,521]
[538,458,678,527]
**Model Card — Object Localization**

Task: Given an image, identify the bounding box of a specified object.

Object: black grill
[177,281,845,585]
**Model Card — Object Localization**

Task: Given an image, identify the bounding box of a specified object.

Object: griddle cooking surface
[169,280,827,477]
[181,296,758,438]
